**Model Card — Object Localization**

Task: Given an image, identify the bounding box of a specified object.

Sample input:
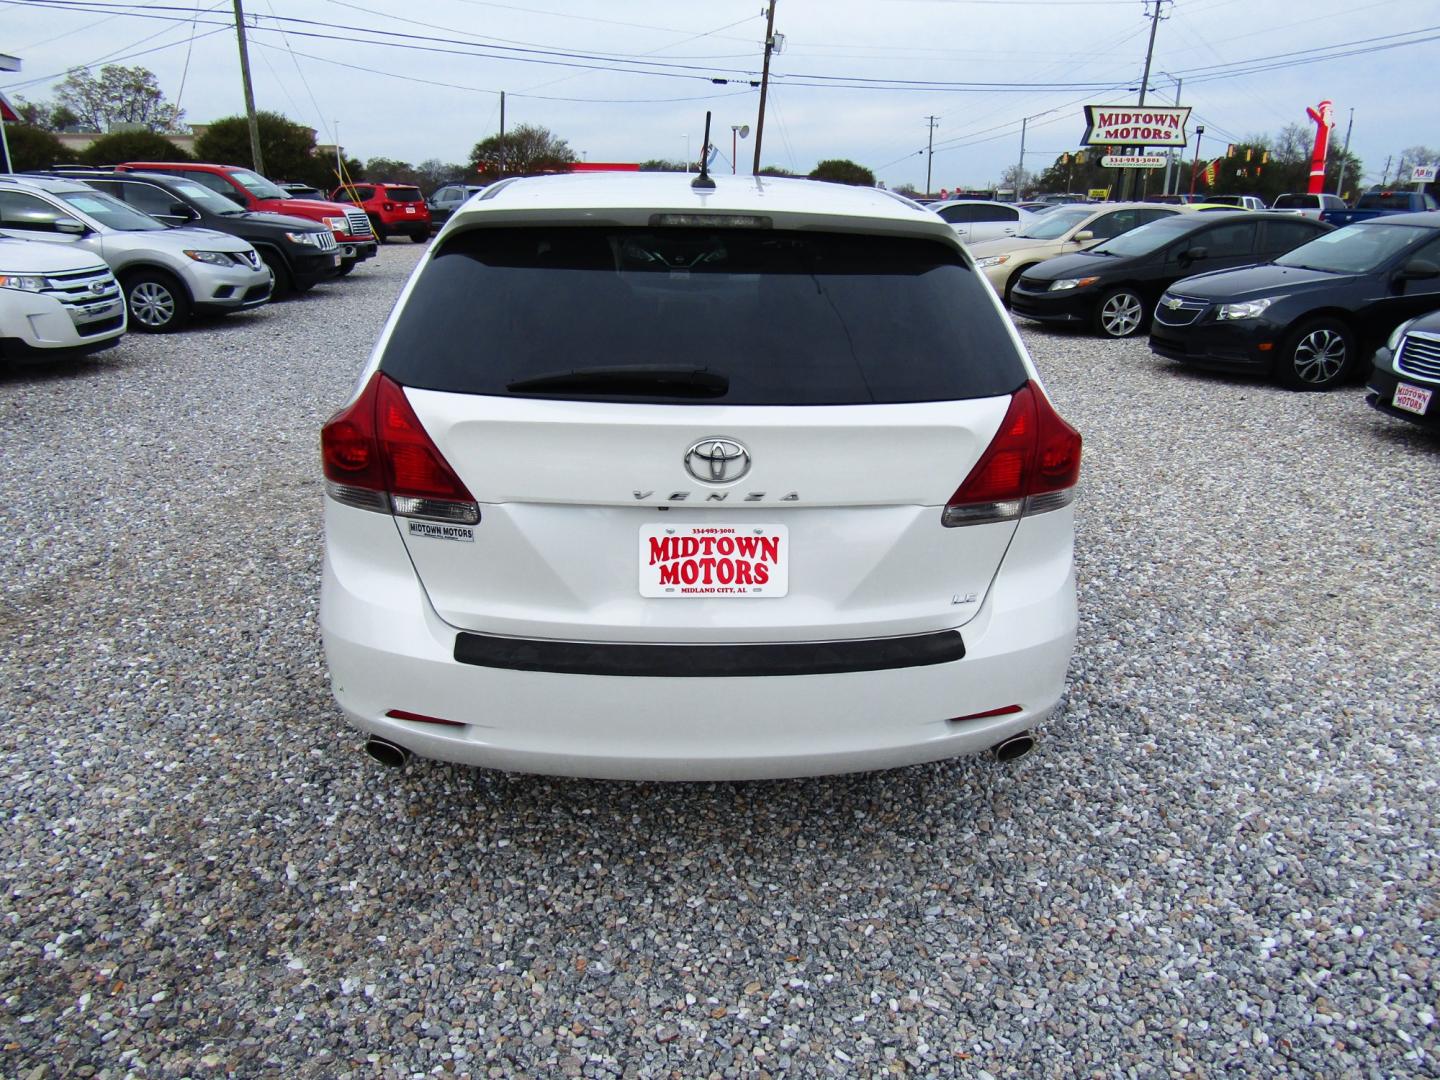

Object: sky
[3,0,1437,192]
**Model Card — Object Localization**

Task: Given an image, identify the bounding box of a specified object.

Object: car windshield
[228,169,287,200]
[166,177,243,215]
[1275,223,1430,274]
[1091,216,1197,257]
[57,190,166,231]
[381,227,1027,406]
[1018,206,1093,239]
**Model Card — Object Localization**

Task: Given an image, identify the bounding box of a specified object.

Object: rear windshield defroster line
[380,226,1027,406]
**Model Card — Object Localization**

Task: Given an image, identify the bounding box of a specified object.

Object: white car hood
[0,237,109,274]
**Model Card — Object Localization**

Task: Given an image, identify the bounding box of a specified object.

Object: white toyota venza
[320,172,1081,780]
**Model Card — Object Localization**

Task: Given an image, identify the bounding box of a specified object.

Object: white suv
[320,173,1081,780]
[0,238,125,362]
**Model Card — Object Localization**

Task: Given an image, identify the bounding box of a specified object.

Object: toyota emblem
[684,438,751,484]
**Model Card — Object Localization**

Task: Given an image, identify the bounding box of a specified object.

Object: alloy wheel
[130,281,177,328]
[1099,292,1143,337]
[1292,328,1347,384]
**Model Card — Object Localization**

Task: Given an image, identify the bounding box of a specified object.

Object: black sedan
[46,168,343,297]
[1009,212,1329,338]
[1150,212,1440,390]
[1367,308,1440,428]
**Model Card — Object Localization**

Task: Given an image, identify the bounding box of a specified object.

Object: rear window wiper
[505,365,729,397]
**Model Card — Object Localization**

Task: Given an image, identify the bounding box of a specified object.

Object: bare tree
[54,65,184,133]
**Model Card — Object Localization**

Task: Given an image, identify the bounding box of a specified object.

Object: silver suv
[0,175,271,332]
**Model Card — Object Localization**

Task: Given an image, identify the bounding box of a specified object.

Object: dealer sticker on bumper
[640,524,788,598]
[1394,382,1433,416]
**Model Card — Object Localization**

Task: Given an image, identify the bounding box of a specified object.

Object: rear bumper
[320,506,1076,780]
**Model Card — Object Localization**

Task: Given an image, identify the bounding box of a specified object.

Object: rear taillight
[321,372,479,524]
[943,382,1081,527]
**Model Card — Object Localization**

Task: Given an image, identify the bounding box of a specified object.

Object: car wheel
[258,250,294,298]
[369,215,387,243]
[121,269,189,333]
[1094,287,1146,338]
[1276,318,1354,391]
[1002,273,1020,309]
[411,230,430,243]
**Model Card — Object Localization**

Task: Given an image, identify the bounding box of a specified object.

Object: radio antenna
[692,111,716,190]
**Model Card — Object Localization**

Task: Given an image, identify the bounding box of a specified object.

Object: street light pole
[1188,124,1206,196]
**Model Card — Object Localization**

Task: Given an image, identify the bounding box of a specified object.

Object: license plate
[405,206,415,214]
[1394,382,1433,415]
[639,524,788,598]
[331,253,342,266]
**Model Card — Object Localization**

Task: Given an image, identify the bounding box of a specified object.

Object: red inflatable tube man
[1306,100,1334,195]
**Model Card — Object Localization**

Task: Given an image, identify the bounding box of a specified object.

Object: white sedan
[927,200,1038,245]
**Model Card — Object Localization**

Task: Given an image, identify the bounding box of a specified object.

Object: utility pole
[1381,154,1392,186]
[752,0,778,175]
[231,0,264,174]
[1015,116,1027,198]
[498,91,506,178]
[1334,107,1354,197]
[1121,0,1165,200]
[925,115,939,196]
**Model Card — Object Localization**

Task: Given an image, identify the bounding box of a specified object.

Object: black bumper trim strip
[453,629,967,678]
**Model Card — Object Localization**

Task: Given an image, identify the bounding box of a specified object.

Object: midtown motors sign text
[1082,105,1191,147]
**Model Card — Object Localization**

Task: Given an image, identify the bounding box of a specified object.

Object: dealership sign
[1082,106,1191,147]
[1101,154,1168,168]
[1412,165,1438,183]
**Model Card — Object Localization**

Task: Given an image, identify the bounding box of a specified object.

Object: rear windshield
[1272,194,1316,209]
[1357,192,1419,211]
[380,226,1025,405]
[386,187,424,203]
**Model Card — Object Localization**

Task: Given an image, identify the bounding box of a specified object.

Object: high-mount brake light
[649,213,772,229]
[943,382,1081,528]
[321,373,480,524]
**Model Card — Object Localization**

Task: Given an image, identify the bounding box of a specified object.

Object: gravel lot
[2,242,1438,1079]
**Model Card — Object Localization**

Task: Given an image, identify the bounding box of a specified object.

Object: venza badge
[684,438,751,484]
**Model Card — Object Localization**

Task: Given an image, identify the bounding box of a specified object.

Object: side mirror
[223,189,247,207]
[54,218,86,235]
[1072,230,1094,243]
[1398,258,1440,281]
[1181,245,1208,263]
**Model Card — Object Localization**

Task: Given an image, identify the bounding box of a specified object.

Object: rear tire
[1275,318,1354,391]
[121,269,189,333]
[1094,287,1146,338]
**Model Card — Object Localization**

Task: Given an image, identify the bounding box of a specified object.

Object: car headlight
[1049,276,1099,291]
[323,216,348,233]
[974,255,1010,269]
[0,273,47,292]
[1386,317,1417,353]
[285,231,325,247]
[184,250,234,267]
[1217,297,1278,321]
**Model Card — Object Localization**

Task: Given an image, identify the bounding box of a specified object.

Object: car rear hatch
[328,220,1071,644]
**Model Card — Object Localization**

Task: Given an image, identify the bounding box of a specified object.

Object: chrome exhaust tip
[991,732,1036,763]
[365,736,412,768]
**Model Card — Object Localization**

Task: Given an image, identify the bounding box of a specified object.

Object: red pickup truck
[118,162,379,274]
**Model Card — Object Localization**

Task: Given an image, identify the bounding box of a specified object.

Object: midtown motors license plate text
[639,524,789,598]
